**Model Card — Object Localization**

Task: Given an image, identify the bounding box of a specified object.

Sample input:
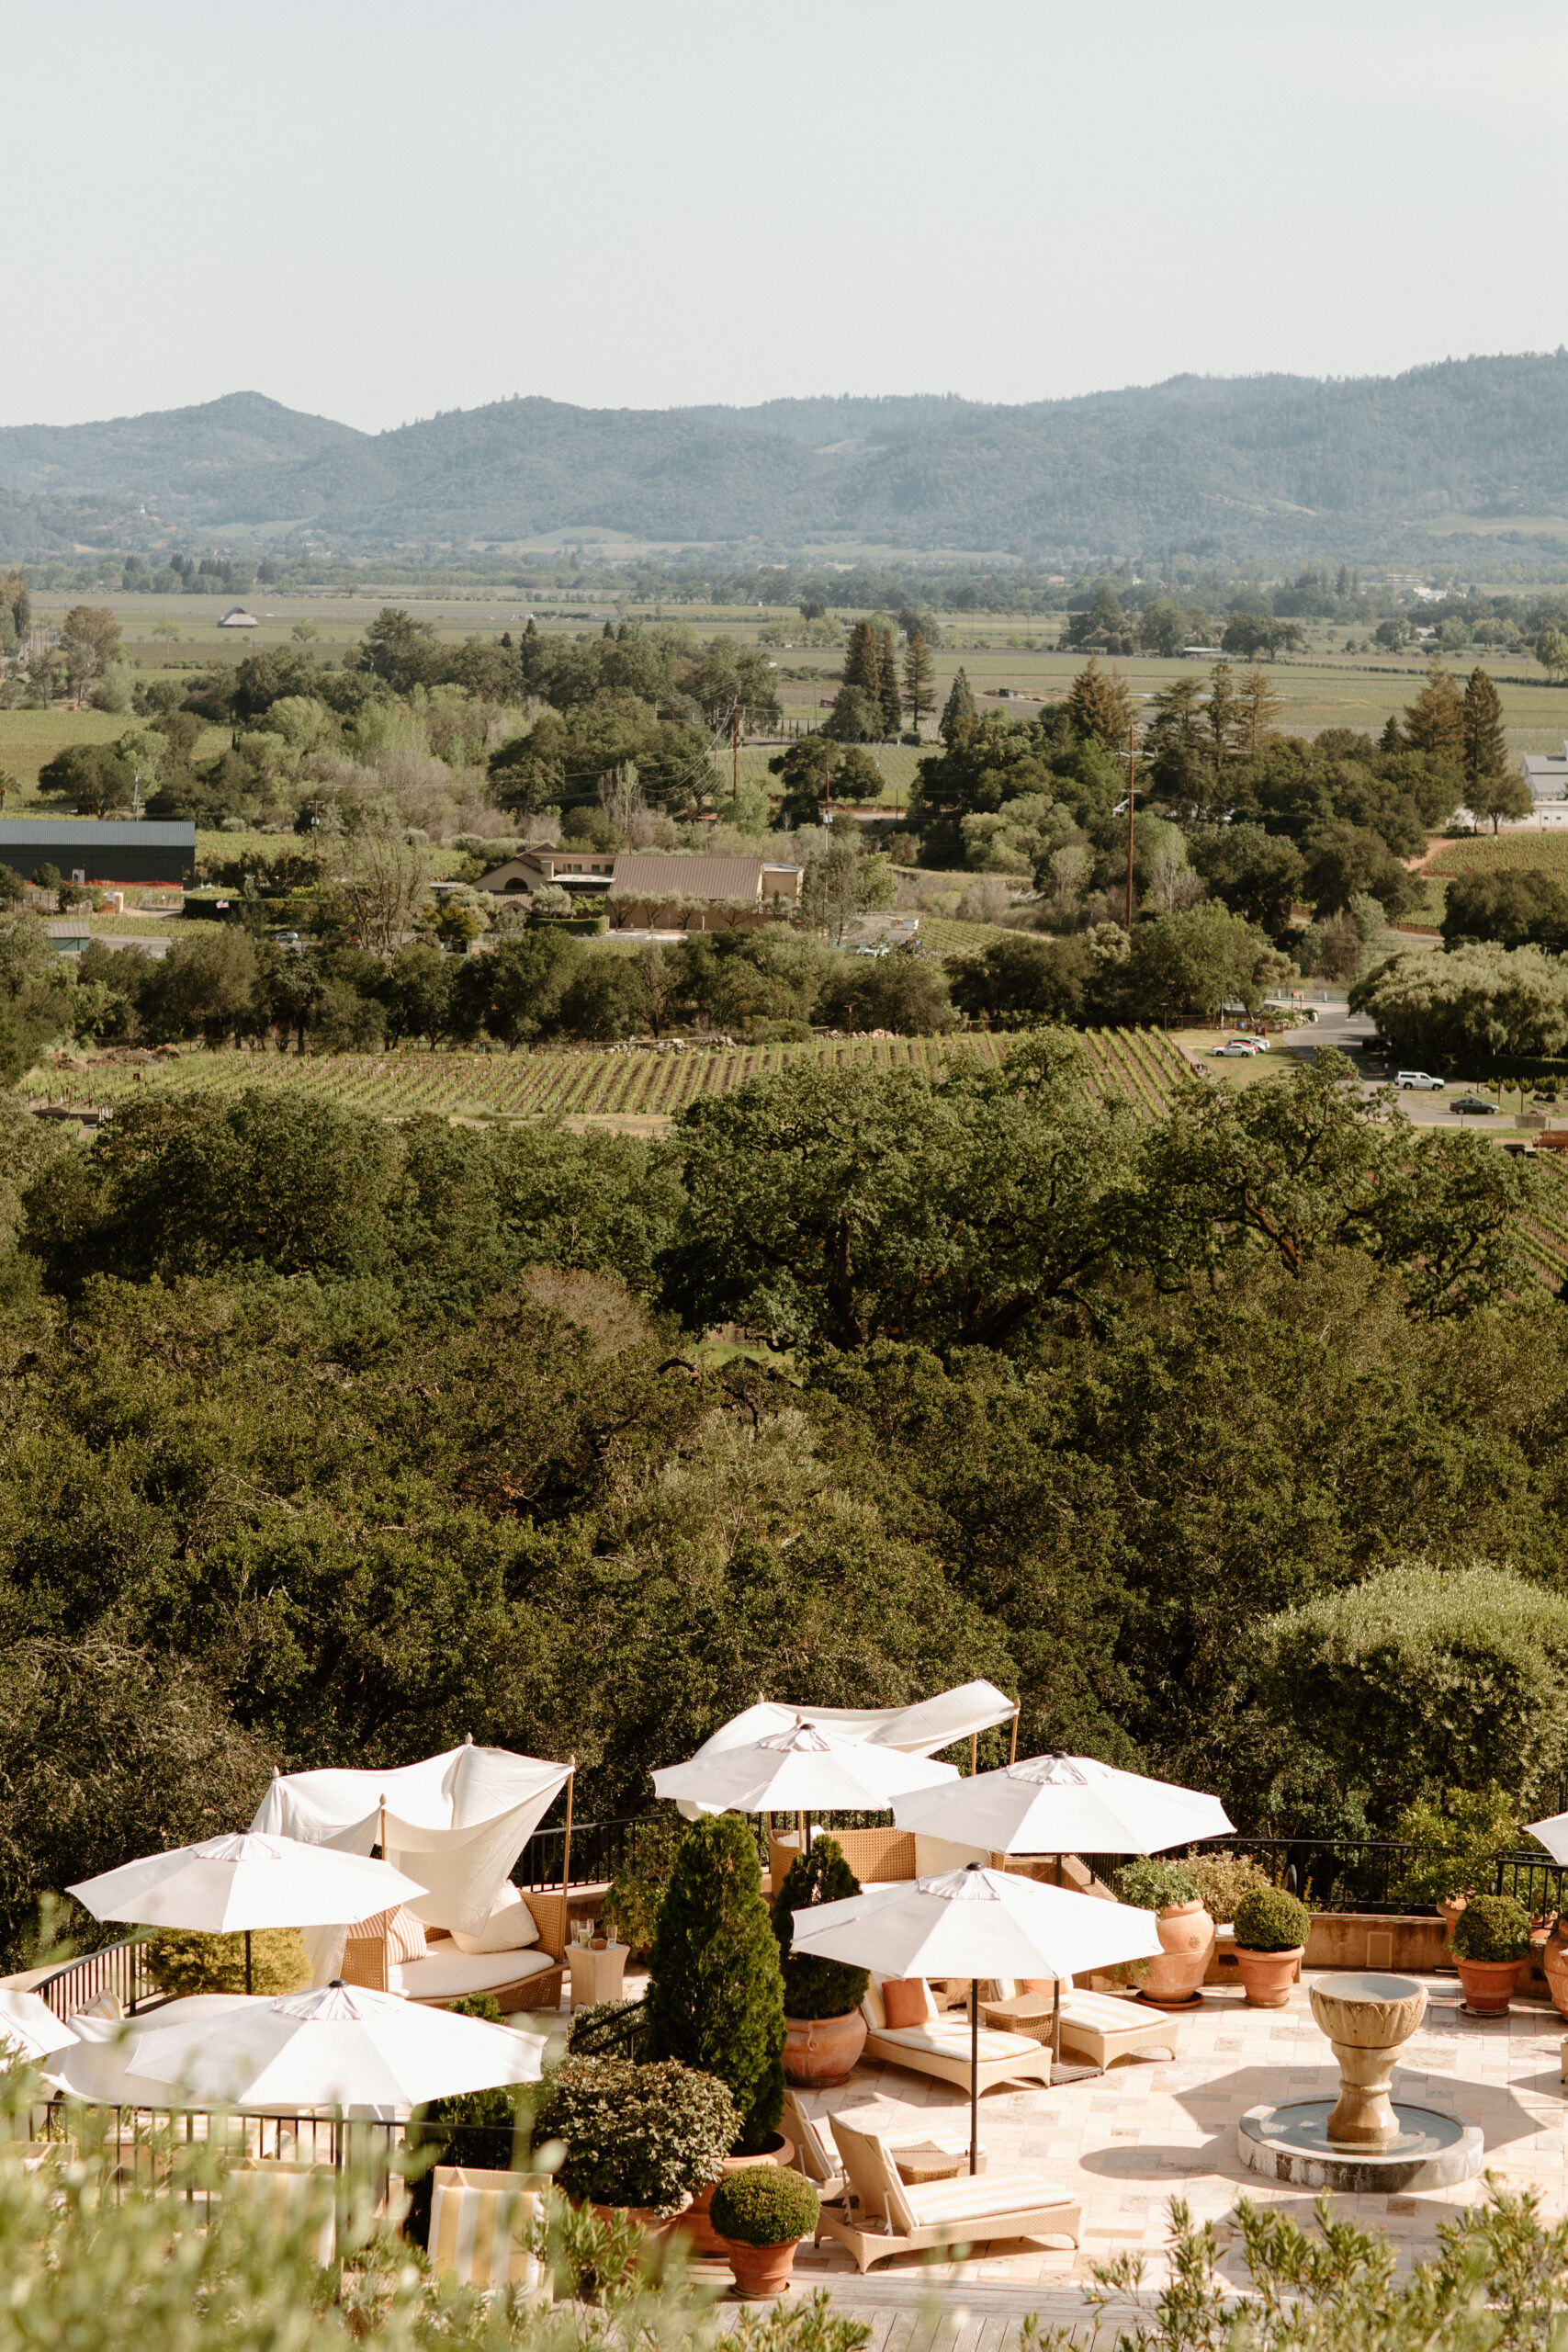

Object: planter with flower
[1450,1893,1531,2015]
[709,2165,821,2301]
[1114,1859,1214,2008]
[773,1836,871,2088]
[1231,1887,1310,2008]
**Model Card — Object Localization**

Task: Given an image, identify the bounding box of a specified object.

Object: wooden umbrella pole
[970,1734,978,1777]
[1051,1972,1062,2072]
[560,1760,577,1902]
[245,1928,253,1998]
[1009,1709,1020,1766]
[969,1979,980,2175]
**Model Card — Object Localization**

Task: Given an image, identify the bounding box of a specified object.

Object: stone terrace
[705,1967,1568,2344]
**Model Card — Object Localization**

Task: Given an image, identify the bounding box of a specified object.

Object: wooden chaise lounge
[818,2111,1080,2276]
[984,1976,1179,2071]
[859,1976,1053,2096]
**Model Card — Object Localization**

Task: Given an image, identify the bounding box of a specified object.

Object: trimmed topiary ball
[709,2165,820,2248]
[1450,1892,1530,1963]
[1232,1887,1311,1953]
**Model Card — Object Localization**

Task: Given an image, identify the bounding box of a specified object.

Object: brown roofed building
[609,853,801,903]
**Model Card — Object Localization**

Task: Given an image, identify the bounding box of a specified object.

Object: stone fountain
[1237,1971,1483,2191]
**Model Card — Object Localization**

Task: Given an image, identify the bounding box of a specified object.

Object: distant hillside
[6,356,1568,561]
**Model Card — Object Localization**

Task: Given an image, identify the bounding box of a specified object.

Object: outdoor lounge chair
[781,2090,980,2209]
[818,2112,1079,2275]
[223,2164,337,2266]
[342,1891,568,2013]
[859,1976,1053,2096]
[984,1977,1179,2071]
[428,2165,549,2294]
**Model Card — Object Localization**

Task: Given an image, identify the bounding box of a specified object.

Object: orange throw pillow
[882,1977,935,2028]
[1019,1977,1055,1995]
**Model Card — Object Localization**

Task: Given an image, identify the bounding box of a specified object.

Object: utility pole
[730,693,741,805]
[1124,721,1137,931]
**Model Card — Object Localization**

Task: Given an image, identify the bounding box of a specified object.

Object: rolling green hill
[9,355,1568,561]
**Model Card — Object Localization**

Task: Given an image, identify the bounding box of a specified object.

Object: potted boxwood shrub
[710,2165,820,2301]
[1231,1887,1311,2008]
[1450,1892,1531,2014]
[773,1836,870,2088]
[1113,1859,1213,2007]
[529,2055,739,2226]
[645,1815,790,2253]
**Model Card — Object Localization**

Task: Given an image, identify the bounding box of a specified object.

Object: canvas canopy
[251,1745,570,1941]
[674,1682,1015,1818]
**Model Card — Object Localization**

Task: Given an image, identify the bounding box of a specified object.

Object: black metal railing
[36,1934,157,2021]
[514,1812,667,1892]
[1169,1836,1568,1919]
[30,2098,405,2206]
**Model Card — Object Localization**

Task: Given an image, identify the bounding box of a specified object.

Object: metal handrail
[35,1933,156,2020]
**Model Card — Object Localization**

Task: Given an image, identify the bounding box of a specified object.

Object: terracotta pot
[783,2008,866,2088]
[1454,1955,1522,2015]
[1543,1930,1568,2021]
[583,2195,692,2280]
[724,2235,802,2301]
[681,2135,795,2258]
[1138,1899,1215,2008]
[1438,1895,1468,1937]
[1234,1944,1303,2009]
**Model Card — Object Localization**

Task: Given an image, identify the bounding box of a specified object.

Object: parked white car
[1396,1071,1444,1091]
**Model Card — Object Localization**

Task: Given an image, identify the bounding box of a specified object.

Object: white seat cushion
[391,1947,557,2000]
[901,2168,1072,2227]
[873,2023,1039,2063]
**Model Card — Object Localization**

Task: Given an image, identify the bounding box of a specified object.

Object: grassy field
[1424,832,1568,878]
[33,1025,1197,1126]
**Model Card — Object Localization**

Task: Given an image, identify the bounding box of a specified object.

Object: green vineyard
[28,1025,1200,1126]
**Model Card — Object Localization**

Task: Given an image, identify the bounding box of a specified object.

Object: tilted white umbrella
[132,1981,547,2109]
[894,1752,1232,1858]
[790,1863,1163,2173]
[0,1987,77,2063]
[68,1833,428,1994]
[651,1720,959,1814]
[1526,1810,1568,1863]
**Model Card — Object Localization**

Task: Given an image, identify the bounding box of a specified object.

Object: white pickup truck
[1396,1071,1444,1091]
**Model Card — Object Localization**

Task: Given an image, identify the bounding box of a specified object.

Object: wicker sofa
[341,1890,569,2013]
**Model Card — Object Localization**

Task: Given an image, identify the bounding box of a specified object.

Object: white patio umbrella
[1526,1810,1568,1863]
[790,1863,1163,2174]
[894,1752,1233,1860]
[0,1987,77,2063]
[651,1720,960,1815]
[133,1981,546,2109]
[68,1834,429,1996]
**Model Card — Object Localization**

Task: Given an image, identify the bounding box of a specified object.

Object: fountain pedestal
[1236,1970,1483,2192]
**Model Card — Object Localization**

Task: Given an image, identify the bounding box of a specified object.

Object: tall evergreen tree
[1234,665,1284,760]
[1379,714,1403,753]
[1461,667,1507,786]
[1403,660,1465,765]
[876,628,902,736]
[841,620,883,698]
[645,1815,785,2152]
[902,629,935,736]
[1065,657,1134,751]
[939,666,978,748]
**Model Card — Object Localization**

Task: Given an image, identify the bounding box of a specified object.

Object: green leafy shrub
[1233,1887,1310,1952]
[1450,1892,1530,1963]
[145,1926,309,1996]
[1114,1859,1200,1913]
[1396,1785,1520,1906]
[773,1836,869,2020]
[600,1817,686,1958]
[710,2165,820,2248]
[530,2056,739,2217]
[1255,1563,1568,1813]
[1186,1851,1272,1925]
[645,1815,786,2154]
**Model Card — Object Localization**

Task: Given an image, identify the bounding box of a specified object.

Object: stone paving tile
[784,1970,1567,2324]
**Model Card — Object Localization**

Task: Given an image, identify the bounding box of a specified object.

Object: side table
[567,1941,628,2011]
[979,1993,1057,2046]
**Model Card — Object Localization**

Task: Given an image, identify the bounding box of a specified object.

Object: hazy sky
[8,0,1565,433]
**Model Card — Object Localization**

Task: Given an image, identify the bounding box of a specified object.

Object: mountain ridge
[5,355,1568,562]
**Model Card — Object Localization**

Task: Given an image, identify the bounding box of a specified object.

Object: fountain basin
[1238,2099,1483,2192]
[1310,1970,1427,2148]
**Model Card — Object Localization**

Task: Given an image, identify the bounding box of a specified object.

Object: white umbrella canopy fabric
[133,1982,547,2109]
[67,1834,428,1932]
[790,1864,1164,2173]
[893,1753,1232,1856]
[1526,1811,1568,1863]
[0,1988,77,2062]
[651,1721,960,1814]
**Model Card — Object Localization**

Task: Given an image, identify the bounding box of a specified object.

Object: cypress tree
[1461,666,1507,785]
[939,666,978,748]
[645,1815,785,2152]
[1065,657,1134,751]
[902,629,935,735]
[841,619,883,697]
[1403,659,1465,765]
[876,628,902,736]
[1379,714,1403,753]
[773,1836,869,2021]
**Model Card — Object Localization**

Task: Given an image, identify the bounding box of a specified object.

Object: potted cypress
[645,1815,790,2254]
[773,1835,870,2087]
[1450,1893,1531,2014]
[1114,1860,1214,2007]
[710,2166,820,2301]
[1231,1888,1310,2008]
